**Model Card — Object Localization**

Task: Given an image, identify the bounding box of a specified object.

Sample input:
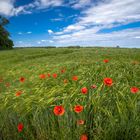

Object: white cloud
[13,5,33,16]
[37,41,41,44]
[52,28,140,47]
[37,39,51,44]
[54,0,140,37]
[18,32,23,35]
[65,0,140,31]
[49,40,54,43]
[71,0,92,9]
[79,0,140,25]
[52,0,140,47]
[51,18,63,21]
[3,0,139,20]
[55,25,86,35]
[27,31,32,34]
[41,40,47,42]
[64,25,85,32]
[18,41,23,43]
[37,0,63,8]
[18,32,32,35]
[135,36,140,39]
[0,0,34,16]
[48,29,54,34]
[0,0,14,16]
[13,6,25,15]
[0,0,63,16]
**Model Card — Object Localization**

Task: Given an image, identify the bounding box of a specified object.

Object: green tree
[0,15,14,50]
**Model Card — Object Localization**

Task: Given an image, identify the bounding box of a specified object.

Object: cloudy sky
[0,0,140,47]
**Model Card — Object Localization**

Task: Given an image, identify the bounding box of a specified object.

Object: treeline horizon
[14,45,121,48]
[13,45,140,49]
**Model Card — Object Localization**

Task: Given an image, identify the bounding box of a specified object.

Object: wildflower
[103,59,109,63]
[53,105,65,116]
[77,120,84,125]
[39,74,46,79]
[16,91,22,96]
[81,87,88,94]
[91,84,97,89]
[61,69,66,73]
[47,73,51,77]
[80,134,88,140]
[74,105,83,113]
[130,87,139,94]
[19,77,25,83]
[103,78,113,86]
[72,76,78,81]
[53,73,57,78]
[17,123,24,132]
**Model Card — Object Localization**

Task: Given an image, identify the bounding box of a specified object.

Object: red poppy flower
[47,73,51,77]
[74,105,83,113]
[130,87,139,94]
[53,73,57,78]
[39,74,46,79]
[17,123,24,132]
[80,134,88,140]
[19,77,25,83]
[16,91,22,96]
[61,69,66,73]
[77,120,84,125]
[91,84,97,89]
[72,76,78,81]
[103,59,109,63]
[53,105,65,116]
[81,87,88,94]
[63,79,68,84]
[103,78,113,86]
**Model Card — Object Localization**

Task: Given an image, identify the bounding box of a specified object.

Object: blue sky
[0,0,140,47]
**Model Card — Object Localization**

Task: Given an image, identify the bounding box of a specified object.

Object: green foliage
[67,45,81,48]
[0,15,14,50]
[0,48,140,140]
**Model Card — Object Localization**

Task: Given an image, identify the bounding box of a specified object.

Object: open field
[0,47,140,140]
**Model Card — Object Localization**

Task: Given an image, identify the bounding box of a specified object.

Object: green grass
[0,47,140,140]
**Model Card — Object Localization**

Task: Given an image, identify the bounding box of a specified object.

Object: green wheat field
[0,47,140,140]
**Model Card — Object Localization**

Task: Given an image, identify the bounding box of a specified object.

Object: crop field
[0,47,140,140]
